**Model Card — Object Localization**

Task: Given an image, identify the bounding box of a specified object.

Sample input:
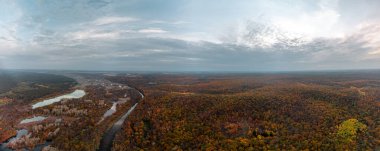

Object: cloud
[92,16,137,25]
[66,29,130,40]
[138,28,167,34]
[149,20,190,25]
[272,7,342,39]
[4,20,380,71]
[1,0,380,71]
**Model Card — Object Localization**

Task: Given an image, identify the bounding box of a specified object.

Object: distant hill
[0,71,77,102]
[0,73,17,94]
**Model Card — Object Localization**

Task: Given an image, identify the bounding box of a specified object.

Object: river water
[32,90,86,109]
[0,90,87,150]
[97,102,118,124]
[0,129,28,151]
[98,91,144,151]
[98,103,139,151]
[20,116,47,124]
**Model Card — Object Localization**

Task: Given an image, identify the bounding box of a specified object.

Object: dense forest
[0,73,17,94]
[108,72,380,150]
[0,71,77,102]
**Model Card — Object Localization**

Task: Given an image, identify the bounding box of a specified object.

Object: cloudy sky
[1,0,380,71]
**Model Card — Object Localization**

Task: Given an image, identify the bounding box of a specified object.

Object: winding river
[98,90,144,151]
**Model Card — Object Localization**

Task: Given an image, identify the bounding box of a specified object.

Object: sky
[0,0,380,71]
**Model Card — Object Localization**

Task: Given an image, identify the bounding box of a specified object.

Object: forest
[0,71,77,144]
[0,73,17,94]
[1,71,379,150]
[0,71,77,103]
[0,71,143,151]
[108,71,380,150]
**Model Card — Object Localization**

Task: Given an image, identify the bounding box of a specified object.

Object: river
[32,90,86,109]
[20,116,47,124]
[98,90,144,151]
[0,90,87,150]
[0,129,28,151]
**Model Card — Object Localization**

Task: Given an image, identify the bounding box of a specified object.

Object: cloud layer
[0,0,380,71]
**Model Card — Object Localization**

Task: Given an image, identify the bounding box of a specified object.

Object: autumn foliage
[109,72,380,150]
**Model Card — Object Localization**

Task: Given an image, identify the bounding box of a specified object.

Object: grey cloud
[2,0,380,71]
[7,21,380,71]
